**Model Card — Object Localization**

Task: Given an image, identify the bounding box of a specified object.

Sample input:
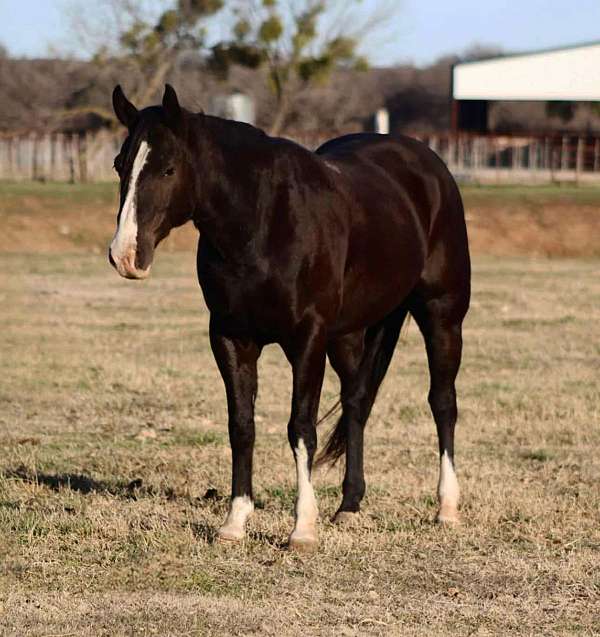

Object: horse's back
[316,132,466,248]
[318,132,467,246]
[316,133,456,198]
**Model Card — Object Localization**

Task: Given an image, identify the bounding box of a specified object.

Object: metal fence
[418,133,600,184]
[2,129,600,184]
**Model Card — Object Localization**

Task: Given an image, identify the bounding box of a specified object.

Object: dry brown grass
[0,248,599,636]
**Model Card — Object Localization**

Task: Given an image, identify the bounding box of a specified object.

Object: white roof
[453,41,600,102]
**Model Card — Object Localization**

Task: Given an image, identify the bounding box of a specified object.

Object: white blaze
[437,450,460,521]
[110,140,150,267]
[290,438,318,541]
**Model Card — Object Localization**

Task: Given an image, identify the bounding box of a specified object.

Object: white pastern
[110,140,150,269]
[218,495,254,541]
[437,450,460,523]
[290,439,318,546]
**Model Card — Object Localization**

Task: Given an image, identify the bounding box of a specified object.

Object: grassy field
[0,246,599,635]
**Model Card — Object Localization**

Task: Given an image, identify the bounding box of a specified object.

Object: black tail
[315,309,408,467]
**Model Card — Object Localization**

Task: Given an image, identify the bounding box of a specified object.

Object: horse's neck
[190,117,272,259]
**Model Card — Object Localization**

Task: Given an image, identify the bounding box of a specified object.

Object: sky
[1,0,600,67]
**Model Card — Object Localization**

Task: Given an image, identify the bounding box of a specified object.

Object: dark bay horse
[109,85,470,551]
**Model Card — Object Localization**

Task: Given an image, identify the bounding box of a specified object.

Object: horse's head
[109,84,193,279]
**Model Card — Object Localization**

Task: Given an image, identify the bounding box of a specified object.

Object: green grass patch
[521,449,554,463]
[0,180,116,205]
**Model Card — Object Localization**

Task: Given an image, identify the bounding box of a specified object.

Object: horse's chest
[199,259,258,309]
[197,259,284,336]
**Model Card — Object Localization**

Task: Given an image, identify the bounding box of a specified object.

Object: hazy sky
[1,0,600,67]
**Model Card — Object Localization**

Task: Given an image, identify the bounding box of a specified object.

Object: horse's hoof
[331,511,360,526]
[436,507,460,525]
[288,534,318,553]
[217,526,245,542]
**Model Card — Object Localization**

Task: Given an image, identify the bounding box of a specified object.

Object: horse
[109,84,470,551]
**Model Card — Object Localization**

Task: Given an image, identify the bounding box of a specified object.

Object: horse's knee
[428,386,457,421]
[288,420,316,456]
[228,420,255,454]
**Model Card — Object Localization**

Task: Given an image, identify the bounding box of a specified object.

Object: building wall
[453,42,600,102]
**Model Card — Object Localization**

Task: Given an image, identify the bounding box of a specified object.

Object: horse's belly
[333,232,425,333]
[333,277,417,333]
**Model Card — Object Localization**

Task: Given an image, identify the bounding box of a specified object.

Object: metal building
[451,41,600,133]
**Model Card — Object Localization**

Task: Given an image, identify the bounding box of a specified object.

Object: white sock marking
[110,140,150,272]
[438,450,459,515]
[291,438,318,541]
[219,495,253,540]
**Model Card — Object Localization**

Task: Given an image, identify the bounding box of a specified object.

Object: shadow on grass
[4,465,188,502]
[190,520,218,544]
[189,515,288,549]
[248,529,288,550]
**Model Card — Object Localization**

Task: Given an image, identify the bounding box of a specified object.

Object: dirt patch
[0,196,198,254]
[465,202,600,257]
[1,182,599,257]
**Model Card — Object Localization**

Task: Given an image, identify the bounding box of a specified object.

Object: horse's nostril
[108,249,116,268]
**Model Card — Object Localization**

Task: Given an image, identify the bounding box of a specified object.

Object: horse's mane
[192,113,268,150]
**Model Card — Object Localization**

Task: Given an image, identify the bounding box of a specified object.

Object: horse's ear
[162,84,183,133]
[112,85,139,129]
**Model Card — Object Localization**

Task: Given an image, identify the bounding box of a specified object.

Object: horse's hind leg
[322,306,408,523]
[322,330,364,522]
[409,292,467,524]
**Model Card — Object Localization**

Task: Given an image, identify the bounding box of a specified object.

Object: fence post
[29,133,37,181]
[561,136,569,172]
[71,135,78,183]
[473,138,479,169]
[576,137,584,183]
[448,136,455,170]
[78,133,87,183]
[42,133,51,181]
[55,134,64,181]
[460,136,466,169]
[429,135,437,155]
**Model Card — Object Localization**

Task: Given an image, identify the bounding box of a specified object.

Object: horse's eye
[164,167,175,177]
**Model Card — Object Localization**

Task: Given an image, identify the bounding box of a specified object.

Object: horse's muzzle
[108,246,151,280]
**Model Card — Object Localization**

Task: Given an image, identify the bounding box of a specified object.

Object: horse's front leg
[283,320,328,552]
[210,323,261,542]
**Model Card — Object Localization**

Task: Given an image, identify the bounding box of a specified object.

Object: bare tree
[64,0,224,113]
[212,0,400,134]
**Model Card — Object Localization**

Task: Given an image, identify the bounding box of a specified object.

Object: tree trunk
[136,58,175,107]
[269,92,289,136]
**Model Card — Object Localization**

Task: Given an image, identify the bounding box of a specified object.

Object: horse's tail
[316,308,409,468]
